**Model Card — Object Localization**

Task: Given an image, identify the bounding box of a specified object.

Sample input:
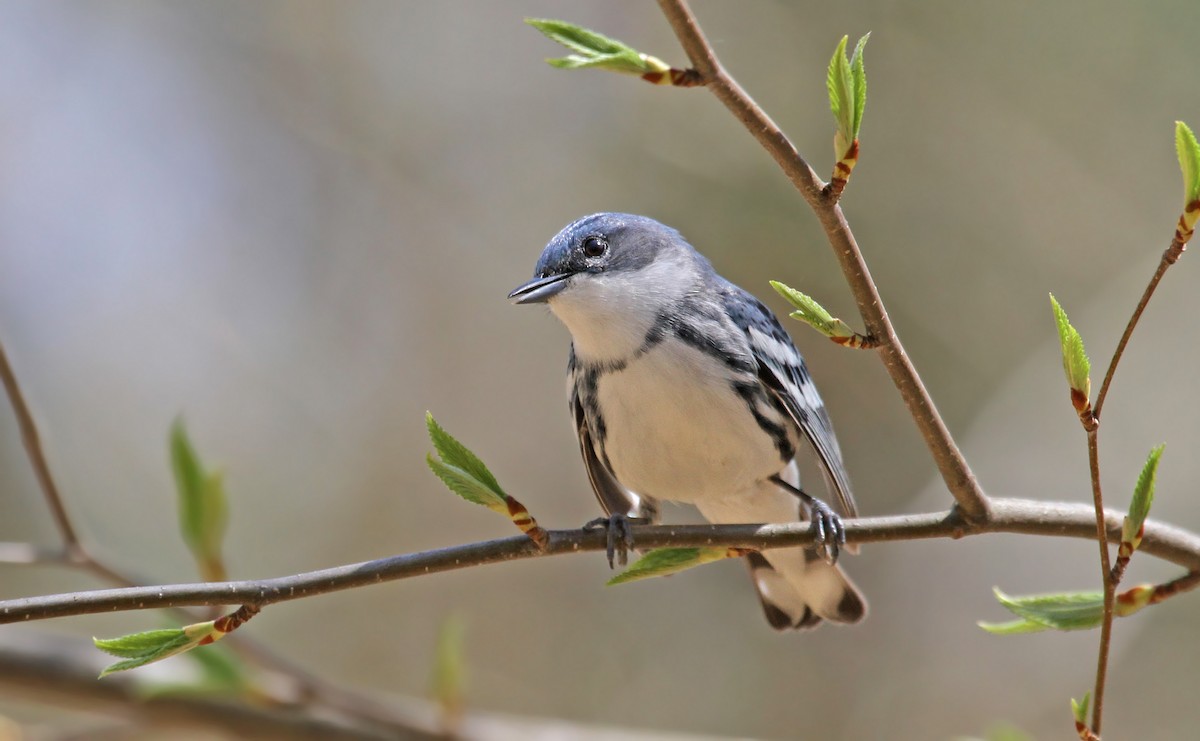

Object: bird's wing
[723,287,858,519]
[569,359,659,523]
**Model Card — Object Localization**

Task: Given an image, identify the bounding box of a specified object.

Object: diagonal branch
[4,497,1200,624]
[654,0,989,523]
[1094,236,1188,419]
[0,340,82,551]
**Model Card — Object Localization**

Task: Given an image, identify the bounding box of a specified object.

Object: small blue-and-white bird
[508,213,865,630]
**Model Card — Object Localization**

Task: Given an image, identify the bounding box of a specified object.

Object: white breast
[595,338,789,504]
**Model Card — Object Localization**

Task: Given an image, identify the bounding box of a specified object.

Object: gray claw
[584,514,635,568]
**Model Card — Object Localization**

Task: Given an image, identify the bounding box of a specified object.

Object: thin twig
[0,340,81,551]
[1083,221,1190,731]
[4,497,1200,624]
[1093,237,1187,419]
[1086,428,1115,734]
[654,0,990,523]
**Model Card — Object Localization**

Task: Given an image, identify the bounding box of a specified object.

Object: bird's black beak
[508,273,572,304]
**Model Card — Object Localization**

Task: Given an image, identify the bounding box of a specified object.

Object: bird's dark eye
[581,235,608,258]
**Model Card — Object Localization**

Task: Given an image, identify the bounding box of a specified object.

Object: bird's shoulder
[715,280,805,367]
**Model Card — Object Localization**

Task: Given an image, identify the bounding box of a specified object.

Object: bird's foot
[583,514,638,568]
[805,497,846,565]
[769,474,846,565]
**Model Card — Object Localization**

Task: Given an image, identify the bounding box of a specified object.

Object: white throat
[547,251,694,363]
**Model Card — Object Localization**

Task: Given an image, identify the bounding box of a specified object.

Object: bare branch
[1086,428,1115,733]
[0,340,82,551]
[4,498,1199,624]
[654,0,989,522]
[1094,237,1188,419]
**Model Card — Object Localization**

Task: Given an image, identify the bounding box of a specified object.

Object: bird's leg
[769,475,845,565]
[583,513,642,568]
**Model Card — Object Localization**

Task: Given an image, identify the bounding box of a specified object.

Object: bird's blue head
[508,213,694,305]
[508,213,714,361]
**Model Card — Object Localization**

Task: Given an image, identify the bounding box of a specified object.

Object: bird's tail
[744,550,865,630]
[696,481,866,630]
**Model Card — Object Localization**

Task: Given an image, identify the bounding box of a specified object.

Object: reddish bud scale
[505,495,549,550]
[212,604,261,636]
[831,334,880,349]
[640,68,703,87]
[1075,722,1100,741]
[826,139,861,200]
[1148,572,1200,605]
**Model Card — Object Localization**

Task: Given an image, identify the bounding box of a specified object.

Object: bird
[508,213,865,630]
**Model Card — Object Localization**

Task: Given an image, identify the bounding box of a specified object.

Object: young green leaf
[94,622,218,678]
[1122,444,1164,554]
[170,418,228,582]
[977,617,1056,635]
[426,455,507,511]
[1048,294,1091,412]
[770,281,854,339]
[426,412,504,497]
[1071,693,1090,725]
[827,34,870,147]
[1176,121,1200,207]
[992,587,1104,631]
[827,36,853,145]
[982,584,1157,635]
[526,18,669,77]
[607,546,740,586]
[425,414,548,548]
[850,33,870,138]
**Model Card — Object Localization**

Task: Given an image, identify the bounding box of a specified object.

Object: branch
[4,498,1200,624]
[1086,428,1115,733]
[1093,220,1191,419]
[654,0,989,523]
[0,339,81,550]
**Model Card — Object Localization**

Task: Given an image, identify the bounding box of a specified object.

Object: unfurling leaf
[426,412,504,497]
[607,546,742,586]
[1121,444,1164,557]
[769,281,872,348]
[1072,693,1091,725]
[1071,693,1099,739]
[826,33,870,152]
[95,622,218,678]
[991,587,1104,631]
[95,606,258,678]
[1176,121,1200,207]
[526,18,670,77]
[426,455,507,510]
[979,585,1155,635]
[850,34,869,138]
[170,418,228,582]
[1048,294,1091,415]
[426,413,548,548]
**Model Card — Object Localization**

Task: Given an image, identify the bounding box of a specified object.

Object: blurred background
[2,1,1199,738]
